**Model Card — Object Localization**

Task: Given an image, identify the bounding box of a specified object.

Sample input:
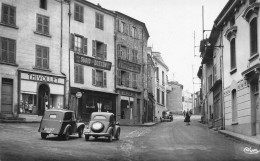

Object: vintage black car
[84,112,120,142]
[38,109,85,140]
[160,110,173,122]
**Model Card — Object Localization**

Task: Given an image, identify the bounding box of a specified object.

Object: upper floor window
[162,91,165,105]
[40,0,47,10]
[156,67,159,82]
[119,21,128,35]
[132,50,138,63]
[36,14,49,35]
[213,64,217,83]
[157,89,160,103]
[131,26,137,38]
[70,34,88,54]
[75,64,84,84]
[92,69,106,87]
[95,12,104,30]
[230,38,236,70]
[36,45,49,69]
[74,3,84,22]
[92,40,107,60]
[0,37,16,64]
[208,75,212,90]
[132,73,137,89]
[1,4,16,26]
[250,18,258,56]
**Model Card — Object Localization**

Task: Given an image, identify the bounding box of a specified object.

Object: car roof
[91,112,114,117]
[45,109,74,113]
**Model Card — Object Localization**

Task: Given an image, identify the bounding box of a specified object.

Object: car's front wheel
[63,130,70,140]
[78,128,83,138]
[108,131,113,142]
[85,135,89,141]
[41,133,47,139]
[115,129,120,140]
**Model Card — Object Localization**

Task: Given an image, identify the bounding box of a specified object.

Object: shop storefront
[70,87,117,122]
[18,69,66,116]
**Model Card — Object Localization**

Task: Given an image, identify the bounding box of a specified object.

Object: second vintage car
[38,109,85,140]
[84,112,120,142]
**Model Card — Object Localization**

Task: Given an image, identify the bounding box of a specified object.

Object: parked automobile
[38,109,85,140]
[160,110,173,122]
[84,112,120,142]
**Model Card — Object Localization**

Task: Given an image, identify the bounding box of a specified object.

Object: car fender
[63,125,71,135]
[76,123,85,132]
[107,126,113,135]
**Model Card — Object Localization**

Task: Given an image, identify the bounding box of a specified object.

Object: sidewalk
[218,130,260,147]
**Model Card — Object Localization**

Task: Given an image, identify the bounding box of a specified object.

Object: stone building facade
[167,81,183,114]
[114,11,149,125]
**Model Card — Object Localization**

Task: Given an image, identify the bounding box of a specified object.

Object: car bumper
[84,132,110,137]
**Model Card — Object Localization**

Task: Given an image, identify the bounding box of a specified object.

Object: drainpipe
[68,0,71,109]
[220,28,225,130]
[114,16,118,120]
[141,29,144,124]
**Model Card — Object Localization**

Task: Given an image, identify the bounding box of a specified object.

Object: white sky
[87,0,228,92]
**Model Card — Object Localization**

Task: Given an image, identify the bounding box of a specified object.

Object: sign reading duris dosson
[74,54,112,70]
[118,59,141,73]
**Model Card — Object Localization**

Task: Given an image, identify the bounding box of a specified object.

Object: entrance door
[250,77,259,136]
[1,78,13,113]
[37,84,50,116]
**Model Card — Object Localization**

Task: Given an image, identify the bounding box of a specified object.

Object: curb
[218,130,260,148]
[120,122,160,127]
[0,119,41,123]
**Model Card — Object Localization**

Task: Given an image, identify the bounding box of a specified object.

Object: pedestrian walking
[184,110,191,125]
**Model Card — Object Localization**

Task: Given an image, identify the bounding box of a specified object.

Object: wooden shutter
[80,5,84,22]
[36,45,42,68]
[129,24,132,37]
[126,23,129,35]
[129,72,132,88]
[117,70,121,85]
[118,19,121,32]
[126,47,129,60]
[83,37,88,54]
[117,44,121,59]
[42,47,49,69]
[74,4,79,20]
[103,72,107,87]
[103,44,107,60]
[70,34,75,51]
[126,72,130,87]
[92,40,96,57]
[8,39,16,64]
[92,69,96,85]
[74,65,79,83]
[80,65,84,83]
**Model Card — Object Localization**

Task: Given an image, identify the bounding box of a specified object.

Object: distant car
[84,112,120,142]
[38,109,85,140]
[160,110,173,122]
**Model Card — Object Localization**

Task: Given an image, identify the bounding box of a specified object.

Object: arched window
[230,38,236,70]
[250,17,258,56]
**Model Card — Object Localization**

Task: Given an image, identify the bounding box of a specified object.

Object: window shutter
[80,66,84,83]
[70,34,74,51]
[126,72,130,87]
[9,40,16,64]
[92,69,96,85]
[80,6,84,22]
[126,23,129,35]
[129,25,132,37]
[103,72,107,87]
[103,44,107,60]
[129,72,132,88]
[117,44,121,59]
[117,70,121,85]
[75,65,79,83]
[83,37,88,54]
[92,40,96,57]
[126,47,130,60]
[118,20,121,32]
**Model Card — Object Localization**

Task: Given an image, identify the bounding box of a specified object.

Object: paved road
[0,116,259,161]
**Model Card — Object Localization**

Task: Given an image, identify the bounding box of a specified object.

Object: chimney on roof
[97,3,101,7]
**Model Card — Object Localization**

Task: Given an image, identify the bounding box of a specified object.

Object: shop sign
[74,54,112,70]
[118,59,141,73]
[76,92,82,98]
[21,72,64,84]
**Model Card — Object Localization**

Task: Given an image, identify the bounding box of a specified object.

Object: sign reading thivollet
[74,54,112,70]
[21,72,65,84]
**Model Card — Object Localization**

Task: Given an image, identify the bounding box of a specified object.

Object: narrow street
[0,116,259,161]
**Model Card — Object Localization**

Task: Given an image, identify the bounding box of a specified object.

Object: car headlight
[91,122,104,133]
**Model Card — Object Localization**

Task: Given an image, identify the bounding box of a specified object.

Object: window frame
[95,12,104,30]
[74,35,83,53]
[74,64,84,84]
[35,45,49,69]
[39,0,47,10]
[230,38,236,70]
[1,4,16,26]
[36,14,50,35]
[249,17,258,56]
[74,3,84,22]
[0,37,16,65]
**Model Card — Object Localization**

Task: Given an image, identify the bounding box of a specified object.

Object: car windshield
[93,115,106,120]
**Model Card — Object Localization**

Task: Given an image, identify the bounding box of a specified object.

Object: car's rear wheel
[85,135,89,141]
[41,133,47,139]
[64,130,70,140]
[108,131,113,142]
[78,128,83,138]
[115,129,120,140]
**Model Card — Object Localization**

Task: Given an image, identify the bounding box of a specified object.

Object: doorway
[250,77,259,136]
[37,83,50,116]
[1,78,13,113]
